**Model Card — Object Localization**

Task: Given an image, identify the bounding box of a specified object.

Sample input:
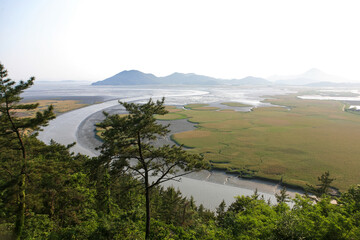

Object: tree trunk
[15,165,26,240]
[6,101,27,239]
[145,173,150,239]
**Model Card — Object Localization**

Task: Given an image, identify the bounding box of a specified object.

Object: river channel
[34,84,303,209]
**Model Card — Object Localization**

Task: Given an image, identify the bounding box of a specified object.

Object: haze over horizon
[1,0,360,82]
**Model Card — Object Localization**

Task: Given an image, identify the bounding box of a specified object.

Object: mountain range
[91,70,271,86]
[92,69,354,86]
[269,68,350,85]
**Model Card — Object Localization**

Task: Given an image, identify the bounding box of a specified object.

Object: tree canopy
[0,63,55,239]
[96,97,206,239]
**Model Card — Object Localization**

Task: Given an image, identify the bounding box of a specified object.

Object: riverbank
[36,92,305,209]
[77,106,304,201]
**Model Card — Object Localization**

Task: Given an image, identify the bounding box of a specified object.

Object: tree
[275,186,290,204]
[306,171,336,198]
[0,63,55,239]
[97,98,206,239]
[216,200,226,226]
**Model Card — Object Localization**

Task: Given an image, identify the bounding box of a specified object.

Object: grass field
[184,104,219,111]
[17,99,88,117]
[221,102,251,107]
[155,106,188,120]
[161,95,360,191]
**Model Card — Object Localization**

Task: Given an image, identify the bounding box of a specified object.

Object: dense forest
[2,63,360,239]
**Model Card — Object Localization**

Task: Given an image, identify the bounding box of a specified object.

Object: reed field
[221,102,251,107]
[18,99,88,117]
[159,95,360,191]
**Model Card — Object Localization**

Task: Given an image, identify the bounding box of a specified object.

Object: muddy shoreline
[36,91,305,209]
[76,106,304,199]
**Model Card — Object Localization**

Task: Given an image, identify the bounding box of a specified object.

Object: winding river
[35,85,302,209]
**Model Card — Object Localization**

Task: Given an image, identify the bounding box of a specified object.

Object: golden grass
[156,113,188,120]
[169,94,360,191]
[184,104,208,109]
[184,104,219,111]
[221,102,251,107]
[193,107,219,111]
[17,99,87,117]
[165,105,183,113]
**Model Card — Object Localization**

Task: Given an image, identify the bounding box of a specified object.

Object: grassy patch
[184,104,209,109]
[221,102,251,107]
[156,113,188,120]
[17,99,87,117]
[155,113,188,120]
[165,105,183,113]
[169,94,360,191]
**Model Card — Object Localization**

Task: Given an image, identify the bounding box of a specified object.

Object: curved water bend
[37,90,302,210]
[37,90,209,155]
[38,99,120,156]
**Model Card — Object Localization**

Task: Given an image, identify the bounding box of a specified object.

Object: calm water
[34,82,302,209]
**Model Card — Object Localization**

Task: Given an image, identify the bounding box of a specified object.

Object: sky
[1,0,360,82]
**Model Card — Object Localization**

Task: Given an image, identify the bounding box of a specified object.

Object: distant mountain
[92,70,159,85]
[92,70,271,86]
[269,68,348,85]
[226,76,270,85]
[160,72,219,85]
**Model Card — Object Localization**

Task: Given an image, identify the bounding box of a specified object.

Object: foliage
[1,66,360,239]
[306,171,336,198]
[0,63,55,239]
[96,98,206,239]
[1,129,360,240]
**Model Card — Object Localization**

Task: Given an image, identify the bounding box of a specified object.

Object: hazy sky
[1,0,360,81]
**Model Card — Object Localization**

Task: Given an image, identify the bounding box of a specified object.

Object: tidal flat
[34,83,360,207]
[163,94,360,192]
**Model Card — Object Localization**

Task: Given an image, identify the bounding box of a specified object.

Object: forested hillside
[1,137,360,239]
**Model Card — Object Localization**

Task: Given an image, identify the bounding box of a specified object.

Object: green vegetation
[0,63,55,239]
[155,106,187,120]
[2,139,360,240]
[221,102,251,107]
[158,95,360,191]
[3,63,360,239]
[96,98,206,239]
[184,103,219,111]
[344,104,360,116]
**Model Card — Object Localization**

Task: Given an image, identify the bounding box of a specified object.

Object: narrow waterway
[38,95,303,210]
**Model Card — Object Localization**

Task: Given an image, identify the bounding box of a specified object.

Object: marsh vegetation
[157,95,360,191]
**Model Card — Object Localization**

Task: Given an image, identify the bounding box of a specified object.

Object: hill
[160,72,219,85]
[91,70,159,85]
[91,70,271,86]
[226,76,270,85]
[270,68,349,85]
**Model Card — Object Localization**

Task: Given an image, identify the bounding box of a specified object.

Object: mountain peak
[270,68,347,85]
[92,70,271,86]
[92,70,158,85]
[303,68,325,77]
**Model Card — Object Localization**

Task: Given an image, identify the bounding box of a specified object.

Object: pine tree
[306,171,335,198]
[216,200,226,226]
[0,63,55,239]
[97,97,206,239]
[275,186,290,204]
